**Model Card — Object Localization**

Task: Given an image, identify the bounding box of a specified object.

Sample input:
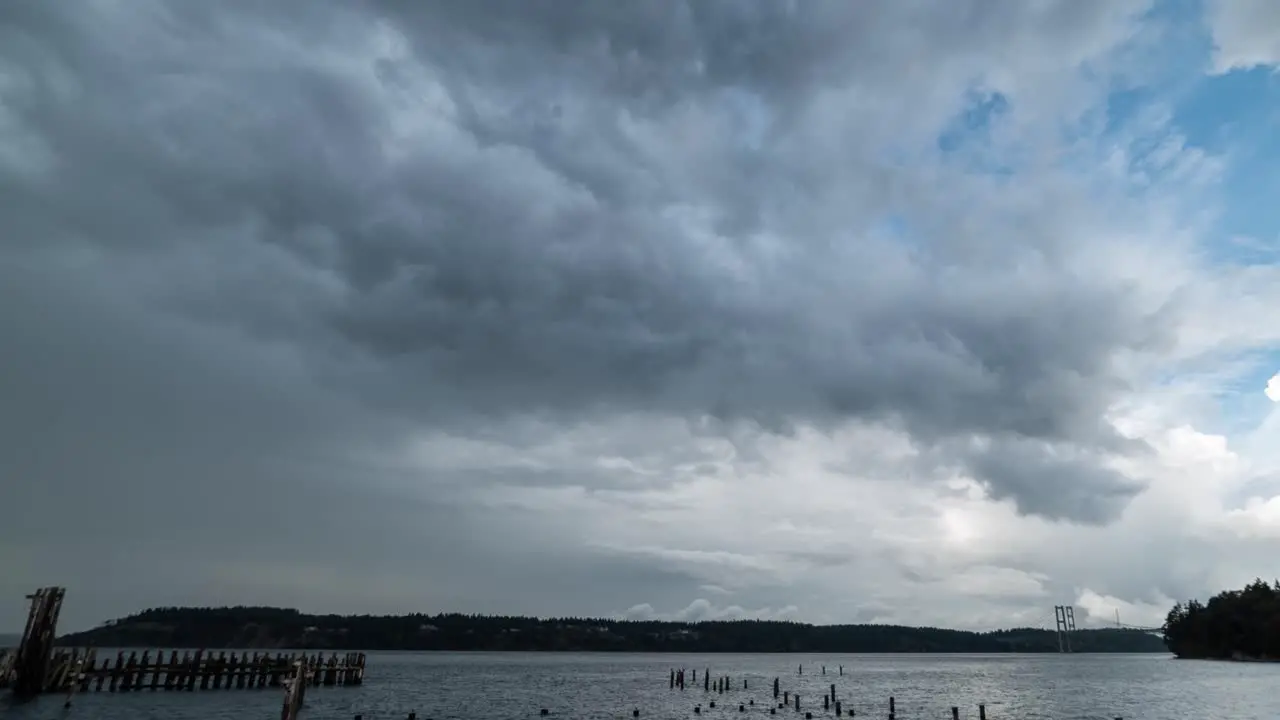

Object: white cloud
[1076,589,1171,628]
[621,599,799,623]
[1267,373,1280,402]
[1206,0,1280,73]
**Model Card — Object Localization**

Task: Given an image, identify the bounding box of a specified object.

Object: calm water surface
[0,652,1275,720]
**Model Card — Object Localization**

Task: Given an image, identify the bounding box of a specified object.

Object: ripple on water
[0,652,1276,720]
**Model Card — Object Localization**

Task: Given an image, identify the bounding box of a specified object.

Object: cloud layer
[1,0,1278,632]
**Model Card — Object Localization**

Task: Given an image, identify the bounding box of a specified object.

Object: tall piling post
[280,660,307,720]
[12,587,66,699]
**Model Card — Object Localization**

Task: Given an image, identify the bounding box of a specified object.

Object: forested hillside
[56,607,1168,653]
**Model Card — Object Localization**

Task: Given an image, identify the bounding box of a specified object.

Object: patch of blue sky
[936,89,1009,152]
[1208,352,1280,435]
[1148,348,1280,435]
[935,89,1017,178]
[1052,0,1280,270]
[1085,0,1280,265]
[871,213,909,239]
[1062,1,1213,196]
[866,212,926,257]
[1170,66,1280,263]
[718,86,771,153]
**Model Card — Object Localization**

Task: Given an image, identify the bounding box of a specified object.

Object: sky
[1,0,1279,635]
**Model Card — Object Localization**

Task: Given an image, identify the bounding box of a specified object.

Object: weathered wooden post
[774,677,779,698]
[830,683,835,701]
[12,587,66,699]
[62,650,90,708]
[979,705,987,720]
[280,659,306,720]
[795,694,800,711]
[835,700,842,716]
[824,695,829,711]
[951,707,959,720]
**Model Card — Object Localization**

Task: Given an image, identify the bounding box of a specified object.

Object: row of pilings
[666,668,1126,720]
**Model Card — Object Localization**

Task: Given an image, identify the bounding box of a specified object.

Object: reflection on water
[1,651,1275,720]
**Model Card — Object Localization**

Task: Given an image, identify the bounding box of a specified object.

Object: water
[0,652,1276,720]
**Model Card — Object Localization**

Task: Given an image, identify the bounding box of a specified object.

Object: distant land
[55,607,1168,653]
[0,633,19,647]
[1164,579,1280,661]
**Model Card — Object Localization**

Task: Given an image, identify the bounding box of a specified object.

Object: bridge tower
[1053,604,1076,653]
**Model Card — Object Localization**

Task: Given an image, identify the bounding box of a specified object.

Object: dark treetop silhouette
[55,607,1167,653]
[1164,579,1280,660]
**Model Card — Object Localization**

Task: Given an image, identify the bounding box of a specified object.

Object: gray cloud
[2,0,1259,630]
[4,0,1162,514]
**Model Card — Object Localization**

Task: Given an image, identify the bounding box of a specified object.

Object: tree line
[56,606,1166,652]
[1164,578,1280,660]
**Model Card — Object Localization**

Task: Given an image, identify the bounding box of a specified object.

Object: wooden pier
[1,586,367,706]
[0,646,366,695]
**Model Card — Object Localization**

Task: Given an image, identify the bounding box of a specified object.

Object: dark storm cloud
[0,0,1165,626]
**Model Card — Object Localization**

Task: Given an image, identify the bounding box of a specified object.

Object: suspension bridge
[1025,605,1163,652]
